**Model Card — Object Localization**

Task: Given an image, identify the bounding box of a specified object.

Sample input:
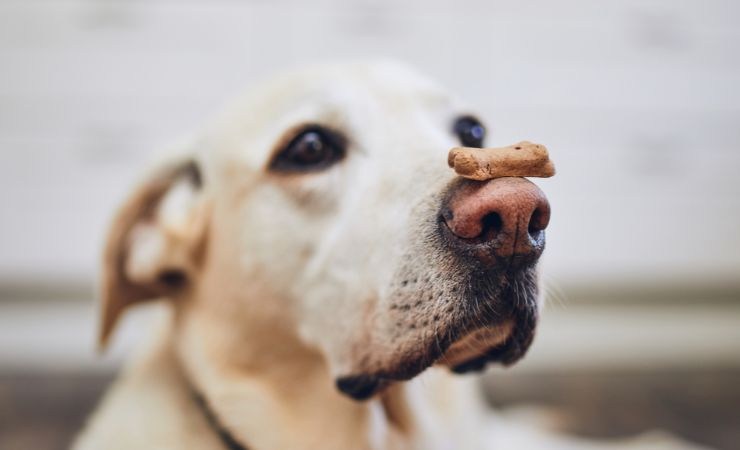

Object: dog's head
[100,62,550,400]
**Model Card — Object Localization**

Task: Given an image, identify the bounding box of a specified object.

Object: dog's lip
[435,322,514,368]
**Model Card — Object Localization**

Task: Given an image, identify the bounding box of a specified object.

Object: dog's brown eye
[453,116,486,148]
[270,126,346,173]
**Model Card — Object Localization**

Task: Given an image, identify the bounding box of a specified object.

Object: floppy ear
[99,159,209,350]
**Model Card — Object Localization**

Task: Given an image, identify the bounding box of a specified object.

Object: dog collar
[190,388,250,450]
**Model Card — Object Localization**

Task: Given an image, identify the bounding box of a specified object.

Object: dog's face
[101,62,549,400]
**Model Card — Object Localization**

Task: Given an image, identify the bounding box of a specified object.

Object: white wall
[1,0,739,287]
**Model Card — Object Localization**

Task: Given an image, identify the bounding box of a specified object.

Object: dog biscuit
[448,141,555,181]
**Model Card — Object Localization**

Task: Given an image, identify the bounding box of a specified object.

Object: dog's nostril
[527,205,549,235]
[481,212,503,239]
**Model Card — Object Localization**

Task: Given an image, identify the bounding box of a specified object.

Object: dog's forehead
[203,62,460,170]
[236,63,453,121]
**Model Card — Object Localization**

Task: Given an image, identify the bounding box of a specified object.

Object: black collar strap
[190,388,250,450]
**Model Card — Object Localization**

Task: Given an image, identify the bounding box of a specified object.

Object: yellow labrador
[73,62,698,450]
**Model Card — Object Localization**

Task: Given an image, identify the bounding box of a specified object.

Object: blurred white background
[0,0,739,382]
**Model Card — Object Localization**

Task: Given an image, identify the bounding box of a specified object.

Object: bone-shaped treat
[448,141,555,181]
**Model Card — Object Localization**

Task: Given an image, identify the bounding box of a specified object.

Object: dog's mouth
[434,288,538,375]
[437,323,514,369]
[336,273,539,400]
[444,303,538,373]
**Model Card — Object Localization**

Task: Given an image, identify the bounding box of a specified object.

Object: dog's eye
[270,126,346,173]
[453,116,486,148]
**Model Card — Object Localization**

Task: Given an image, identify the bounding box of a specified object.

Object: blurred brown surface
[1,369,739,450]
[0,372,110,450]
[484,369,740,450]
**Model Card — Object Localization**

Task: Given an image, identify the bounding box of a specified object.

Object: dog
[73,62,700,450]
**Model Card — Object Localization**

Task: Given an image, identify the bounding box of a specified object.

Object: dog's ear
[99,159,209,350]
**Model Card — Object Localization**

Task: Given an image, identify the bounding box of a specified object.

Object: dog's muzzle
[336,176,550,400]
[436,176,548,371]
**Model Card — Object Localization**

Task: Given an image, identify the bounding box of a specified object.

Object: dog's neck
[173,302,417,450]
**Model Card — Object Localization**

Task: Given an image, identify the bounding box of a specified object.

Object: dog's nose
[441,177,550,260]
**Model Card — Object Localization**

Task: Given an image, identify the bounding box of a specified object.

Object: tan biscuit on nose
[448,141,555,181]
